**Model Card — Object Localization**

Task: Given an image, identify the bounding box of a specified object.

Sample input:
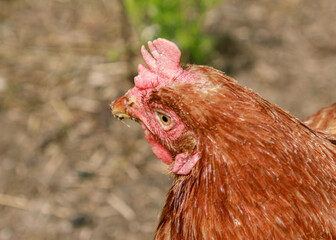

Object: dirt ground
[0,0,335,239]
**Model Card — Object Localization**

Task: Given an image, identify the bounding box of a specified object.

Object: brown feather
[153,65,336,240]
[304,103,336,144]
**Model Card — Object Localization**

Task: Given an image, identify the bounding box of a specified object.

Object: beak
[110,96,131,120]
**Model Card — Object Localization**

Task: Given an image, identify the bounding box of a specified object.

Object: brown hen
[112,38,336,240]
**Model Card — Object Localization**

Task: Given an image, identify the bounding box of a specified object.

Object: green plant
[123,0,221,64]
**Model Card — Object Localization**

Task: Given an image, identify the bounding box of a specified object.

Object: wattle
[144,128,172,165]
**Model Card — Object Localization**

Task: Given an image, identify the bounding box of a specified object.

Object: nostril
[126,96,136,107]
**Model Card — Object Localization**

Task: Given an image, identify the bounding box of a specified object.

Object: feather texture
[152,65,336,239]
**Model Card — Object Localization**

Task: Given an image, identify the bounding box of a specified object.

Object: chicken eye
[154,111,173,129]
[160,114,171,125]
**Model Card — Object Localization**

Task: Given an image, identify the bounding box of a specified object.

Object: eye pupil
[161,115,169,123]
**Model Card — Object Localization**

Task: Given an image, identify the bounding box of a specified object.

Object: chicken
[111,38,336,239]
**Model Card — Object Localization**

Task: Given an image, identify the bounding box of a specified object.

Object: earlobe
[172,152,200,175]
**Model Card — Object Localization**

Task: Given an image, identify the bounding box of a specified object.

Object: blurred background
[0,0,335,239]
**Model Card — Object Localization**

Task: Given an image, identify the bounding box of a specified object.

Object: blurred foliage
[123,0,221,64]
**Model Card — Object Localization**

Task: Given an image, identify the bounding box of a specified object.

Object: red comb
[134,38,184,89]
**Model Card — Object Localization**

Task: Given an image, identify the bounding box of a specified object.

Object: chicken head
[112,39,201,175]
